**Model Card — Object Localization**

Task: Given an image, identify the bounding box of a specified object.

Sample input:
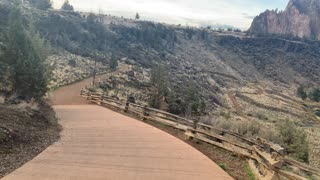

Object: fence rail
[80,89,320,180]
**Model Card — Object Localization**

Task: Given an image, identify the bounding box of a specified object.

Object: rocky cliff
[249,0,320,40]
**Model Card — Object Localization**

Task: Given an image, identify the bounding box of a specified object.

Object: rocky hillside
[250,0,320,40]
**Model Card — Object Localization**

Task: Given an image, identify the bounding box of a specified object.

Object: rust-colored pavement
[3,76,232,180]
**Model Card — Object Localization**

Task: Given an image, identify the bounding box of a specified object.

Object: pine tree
[61,0,74,11]
[109,55,118,70]
[1,2,50,100]
[135,13,140,20]
[149,64,169,108]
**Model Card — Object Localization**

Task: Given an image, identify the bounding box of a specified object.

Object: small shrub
[213,118,308,163]
[214,119,232,130]
[220,111,231,120]
[297,86,307,100]
[245,164,256,180]
[278,120,309,163]
[234,121,261,137]
[68,59,76,67]
[315,110,320,117]
[218,163,227,171]
[309,88,320,102]
[88,87,97,92]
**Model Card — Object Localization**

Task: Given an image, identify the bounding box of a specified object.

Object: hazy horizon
[53,0,289,29]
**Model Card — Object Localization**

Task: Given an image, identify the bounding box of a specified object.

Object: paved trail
[3,76,232,180]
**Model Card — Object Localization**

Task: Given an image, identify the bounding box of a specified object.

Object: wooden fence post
[100,93,104,104]
[142,105,149,120]
[125,102,129,113]
[193,118,199,130]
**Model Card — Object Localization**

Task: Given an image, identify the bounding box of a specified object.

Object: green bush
[278,120,309,163]
[220,111,231,120]
[218,163,227,171]
[88,87,97,93]
[245,164,256,180]
[68,59,76,67]
[297,86,307,100]
[315,110,320,117]
[309,88,320,102]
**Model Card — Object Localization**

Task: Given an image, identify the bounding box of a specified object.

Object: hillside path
[2,76,232,180]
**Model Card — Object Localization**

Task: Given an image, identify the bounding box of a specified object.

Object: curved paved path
[2,76,232,180]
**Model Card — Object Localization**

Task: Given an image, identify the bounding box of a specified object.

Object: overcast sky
[53,0,289,29]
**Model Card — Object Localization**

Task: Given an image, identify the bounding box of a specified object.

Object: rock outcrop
[249,0,320,40]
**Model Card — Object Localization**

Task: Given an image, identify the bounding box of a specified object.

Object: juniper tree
[61,0,74,11]
[297,86,307,100]
[135,13,140,20]
[1,1,50,100]
[309,88,320,102]
[149,64,169,108]
[279,120,309,163]
[109,55,118,70]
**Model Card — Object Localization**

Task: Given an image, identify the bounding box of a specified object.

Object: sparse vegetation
[213,118,309,163]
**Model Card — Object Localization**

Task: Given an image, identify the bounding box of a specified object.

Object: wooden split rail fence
[81,89,320,180]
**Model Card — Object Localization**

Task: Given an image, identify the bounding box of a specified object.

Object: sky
[53,0,289,30]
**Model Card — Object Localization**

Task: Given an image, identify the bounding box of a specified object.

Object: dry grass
[10,100,39,111]
[211,118,281,143]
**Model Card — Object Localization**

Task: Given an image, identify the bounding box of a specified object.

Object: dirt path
[50,75,108,105]
[2,77,232,180]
